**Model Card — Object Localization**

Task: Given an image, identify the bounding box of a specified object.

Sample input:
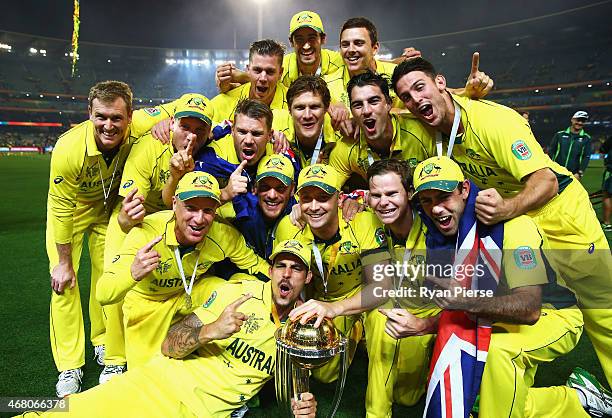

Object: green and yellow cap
[173,93,213,126]
[413,156,465,195]
[270,239,311,269]
[175,171,221,203]
[256,154,294,186]
[296,164,339,195]
[289,11,324,37]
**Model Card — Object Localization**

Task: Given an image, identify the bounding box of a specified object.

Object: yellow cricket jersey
[280,48,344,87]
[97,211,270,304]
[47,103,177,244]
[275,110,340,167]
[447,94,573,196]
[383,214,436,310]
[210,82,289,122]
[169,278,278,416]
[274,209,390,300]
[118,132,173,214]
[329,112,436,186]
[324,60,399,110]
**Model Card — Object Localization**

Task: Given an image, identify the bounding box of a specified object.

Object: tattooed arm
[161,293,253,359]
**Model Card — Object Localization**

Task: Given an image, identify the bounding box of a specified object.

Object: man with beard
[329,71,436,188]
[22,240,317,418]
[392,57,612,388]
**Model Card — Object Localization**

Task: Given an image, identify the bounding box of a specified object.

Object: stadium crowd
[11,9,612,418]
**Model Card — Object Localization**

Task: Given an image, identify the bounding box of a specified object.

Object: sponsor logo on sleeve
[203,290,217,308]
[513,246,537,269]
[511,140,532,160]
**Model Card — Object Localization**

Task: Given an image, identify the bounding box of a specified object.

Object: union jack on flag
[422,195,503,418]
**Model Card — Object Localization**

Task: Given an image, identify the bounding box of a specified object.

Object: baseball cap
[572,111,588,120]
[175,171,221,203]
[296,164,339,195]
[289,11,324,37]
[174,94,213,126]
[412,156,465,195]
[256,154,294,186]
[270,239,311,269]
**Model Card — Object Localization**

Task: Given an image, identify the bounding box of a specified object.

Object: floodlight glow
[588,84,592,88]
[40,49,47,54]
[0,43,12,51]
[30,47,38,54]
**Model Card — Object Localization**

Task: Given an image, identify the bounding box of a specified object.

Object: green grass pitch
[0,154,609,417]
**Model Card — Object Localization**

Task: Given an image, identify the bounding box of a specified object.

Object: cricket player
[162,99,297,210]
[20,240,318,418]
[364,159,439,417]
[276,164,392,382]
[211,39,289,121]
[329,71,436,188]
[97,171,270,369]
[276,75,340,167]
[46,81,179,397]
[392,57,612,386]
[98,93,214,383]
[380,156,605,418]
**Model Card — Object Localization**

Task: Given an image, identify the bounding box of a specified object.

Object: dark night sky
[0,0,610,50]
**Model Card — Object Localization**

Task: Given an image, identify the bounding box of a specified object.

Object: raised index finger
[185,135,195,156]
[233,159,248,175]
[470,52,480,75]
[227,292,252,311]
[142,235,162,252]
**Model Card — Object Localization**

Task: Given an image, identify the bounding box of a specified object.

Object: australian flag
[419,181,503,418]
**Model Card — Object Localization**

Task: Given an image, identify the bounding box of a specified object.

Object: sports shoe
[56,368,83,398]
[99,364,126,384]
[230,404,249,418]
[567,367,612,417]
[93,345,105,366]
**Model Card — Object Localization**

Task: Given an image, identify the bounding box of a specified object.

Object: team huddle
[32,9,611,418]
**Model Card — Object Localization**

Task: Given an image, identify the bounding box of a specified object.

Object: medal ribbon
[435,101,461,158]
[173,247,202,300]
[311,241,340,295]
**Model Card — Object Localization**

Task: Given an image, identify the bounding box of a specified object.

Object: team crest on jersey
[339,241,357,254]
[511,140,532,160]
[375,227,386,246]
[465,148,481,160]
[122,179,134,189]
[53,176,64,184]
[409,254,426,266]
[144,107,161,117]
[159,169,170,184]
[86,165,98,179]
[408,158,418,168]
[513,246,536,269]
[155,258,172,274]
[357,157,370,173]
[203,291,217,308]
[243,313,263,334]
